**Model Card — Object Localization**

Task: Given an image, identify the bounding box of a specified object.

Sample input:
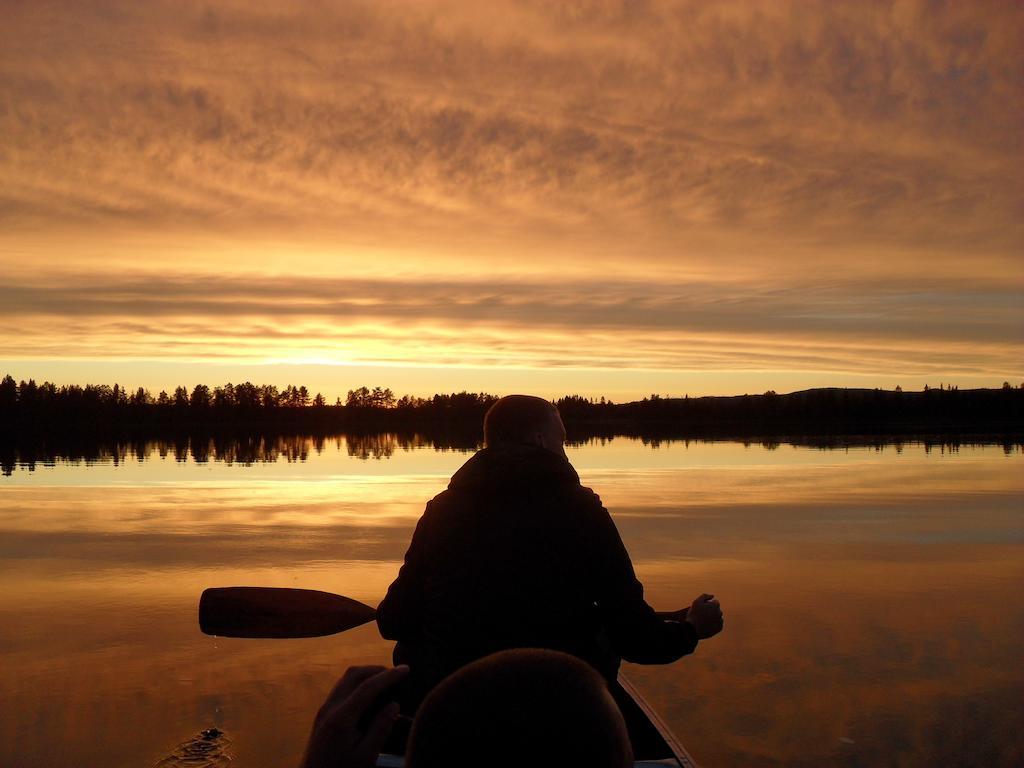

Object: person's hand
[299,664,409,768]
[684,593,724,639]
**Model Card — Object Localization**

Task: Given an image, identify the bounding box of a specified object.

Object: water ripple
[155,728,232,768]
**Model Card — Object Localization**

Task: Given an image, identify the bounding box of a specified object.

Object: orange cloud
[0,1,1021,393]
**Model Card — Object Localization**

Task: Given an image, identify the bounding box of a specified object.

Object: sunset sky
[2,0,1021,401]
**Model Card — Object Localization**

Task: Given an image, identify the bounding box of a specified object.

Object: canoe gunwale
[617,672,699,768]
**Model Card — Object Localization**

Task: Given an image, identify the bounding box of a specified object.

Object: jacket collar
[449,443,579,490]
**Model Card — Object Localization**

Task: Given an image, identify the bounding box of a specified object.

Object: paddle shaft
[200,586,687,639]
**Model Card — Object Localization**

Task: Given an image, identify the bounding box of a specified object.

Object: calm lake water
[1,436,1022,767]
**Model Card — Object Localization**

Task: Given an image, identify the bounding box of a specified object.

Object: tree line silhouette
[0,375,498,433]
[1,374,1022,444]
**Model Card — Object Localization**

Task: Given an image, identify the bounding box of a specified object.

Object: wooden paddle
[199,586,687,639]
[199,586,377,638]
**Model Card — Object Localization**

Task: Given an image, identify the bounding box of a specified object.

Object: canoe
[198,587,700,767]
[372,672,698,768]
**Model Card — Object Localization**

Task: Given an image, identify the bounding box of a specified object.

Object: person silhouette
[376,394,723,710]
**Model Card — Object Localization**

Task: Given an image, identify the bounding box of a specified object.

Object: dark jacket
[376,444,697,700]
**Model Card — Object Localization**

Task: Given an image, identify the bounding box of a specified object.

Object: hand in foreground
[684,593,724,639]
[299,664,409,768]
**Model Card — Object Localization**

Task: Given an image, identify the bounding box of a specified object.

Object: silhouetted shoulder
[566,486,622,549]
[427,488,452,507]
[420,487,476,523]
[572,485,607,512]
[422,489,453,515]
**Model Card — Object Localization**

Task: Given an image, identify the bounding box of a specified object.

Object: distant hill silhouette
[554,385,1024,439]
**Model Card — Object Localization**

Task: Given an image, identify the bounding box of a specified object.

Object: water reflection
[1,431,492,474]
[3,432,1021,475]
[0,439,1022,766]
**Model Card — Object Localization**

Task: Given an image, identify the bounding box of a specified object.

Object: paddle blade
[199,587,377,638]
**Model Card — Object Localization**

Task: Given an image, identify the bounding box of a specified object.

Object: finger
[317,667,402,732]
[352,701,401,764]
[316,666,387,726]
[344,665,410,716]
[332,666,388,700]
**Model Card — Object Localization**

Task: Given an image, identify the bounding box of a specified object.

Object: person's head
[483,395,566,455]
[406,649,632,768]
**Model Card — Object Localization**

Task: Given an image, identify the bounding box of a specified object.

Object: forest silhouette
[2,374,1022,476]
[2,374,1022,441]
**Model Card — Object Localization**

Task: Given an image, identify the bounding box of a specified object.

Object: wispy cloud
[2,272,1020,342]
[1,272,1019,378]
[2,1,1021,254]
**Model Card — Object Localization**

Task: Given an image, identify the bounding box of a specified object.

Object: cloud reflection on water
[0,440,1021,766]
